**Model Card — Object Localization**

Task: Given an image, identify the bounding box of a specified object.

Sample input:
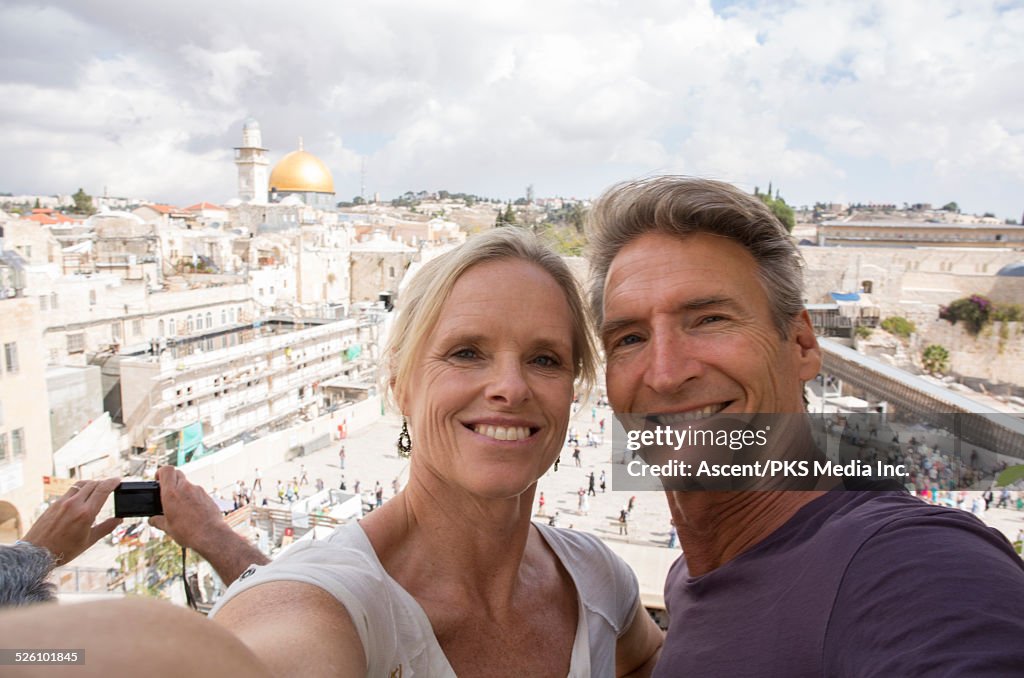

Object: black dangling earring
[397,418,412,458]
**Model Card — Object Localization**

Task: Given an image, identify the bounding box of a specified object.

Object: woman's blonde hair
[383,228,597,411]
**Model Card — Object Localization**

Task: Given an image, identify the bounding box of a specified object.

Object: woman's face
[397,258,577,499]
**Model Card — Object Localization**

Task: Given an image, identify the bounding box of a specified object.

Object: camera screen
[114,482,163,517]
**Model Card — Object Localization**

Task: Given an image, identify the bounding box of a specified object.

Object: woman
[210,228,663,676]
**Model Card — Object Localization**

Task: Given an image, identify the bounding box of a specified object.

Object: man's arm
[21,477,122,564]
[149,466,269,583]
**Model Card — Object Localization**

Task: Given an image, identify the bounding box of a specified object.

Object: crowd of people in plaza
[814,411,1024,522]
[2,177,1022,676]
[211,461,403,517]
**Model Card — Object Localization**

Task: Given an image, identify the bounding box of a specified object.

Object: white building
[0,291,54,542]
[116,314,383,464]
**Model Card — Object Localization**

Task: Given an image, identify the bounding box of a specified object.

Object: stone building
[348,232,417,305]
[0,294,54,542]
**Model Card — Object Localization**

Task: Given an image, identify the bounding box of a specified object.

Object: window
[89,290,97,306]
[159,319,165,336]
[111,322,122,341]
[67,333,85,354]
[11,428,24,458]
[221,309,227,325]
[25,245,32,259]
[3,342,18,373]
[389,266,396,279]
[187,315,194,332]
[168,317,175,336]
[39,295,49,311]
[205,312,213,328]
[51,292,58,309]
[0,432,7,464]
[132,319,143,336]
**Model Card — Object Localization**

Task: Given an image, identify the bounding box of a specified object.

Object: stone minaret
[234,118,269,203]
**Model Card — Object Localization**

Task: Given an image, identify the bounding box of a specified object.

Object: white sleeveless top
[211,521,639,677]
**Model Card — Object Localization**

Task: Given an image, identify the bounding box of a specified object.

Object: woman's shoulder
[211,523,385,614]
[534,523,641,635]
[212,522,432,674]
[535,522,611,553]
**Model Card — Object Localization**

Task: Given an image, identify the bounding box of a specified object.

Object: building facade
[0,296,55,542]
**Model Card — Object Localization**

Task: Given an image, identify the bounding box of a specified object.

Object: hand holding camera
[23,478,123,565]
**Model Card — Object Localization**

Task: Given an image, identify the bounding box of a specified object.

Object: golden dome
[269,144,334,194]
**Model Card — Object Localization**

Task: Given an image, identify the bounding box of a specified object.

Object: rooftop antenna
[298,136,304,151]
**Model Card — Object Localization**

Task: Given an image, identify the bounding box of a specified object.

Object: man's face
[601,232,821,420]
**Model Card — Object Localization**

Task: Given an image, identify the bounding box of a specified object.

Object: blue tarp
[830,292,861,302]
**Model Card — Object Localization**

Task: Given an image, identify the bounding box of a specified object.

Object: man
[587,176,1024,676]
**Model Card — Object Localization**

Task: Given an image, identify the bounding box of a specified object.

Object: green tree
[941,201,959,212]
[880,316,916,340]
[921,344,950,375]
[755,190,795,232]
[34,198,40,208]
[566,203,585,233]
[71,188,96,215]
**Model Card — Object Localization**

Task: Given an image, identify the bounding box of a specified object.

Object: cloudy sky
[2,0,1022,218]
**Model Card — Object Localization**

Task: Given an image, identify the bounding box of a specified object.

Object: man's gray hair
[586,176,806,337]
[0,544,57,608]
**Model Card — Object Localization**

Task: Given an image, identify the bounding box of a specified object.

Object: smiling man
[587,177,1024,677]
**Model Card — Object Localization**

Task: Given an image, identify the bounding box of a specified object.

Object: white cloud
[0,0,1021,217]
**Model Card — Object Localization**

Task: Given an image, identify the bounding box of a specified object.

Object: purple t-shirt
[654,491,1024,677]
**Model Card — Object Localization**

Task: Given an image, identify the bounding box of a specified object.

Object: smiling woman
[397,257,578,500]
[203,228,664,677]
[0,228,663,678]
